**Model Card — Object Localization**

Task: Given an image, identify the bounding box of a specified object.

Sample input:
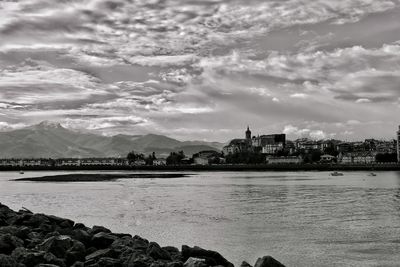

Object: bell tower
[245,126,251,140]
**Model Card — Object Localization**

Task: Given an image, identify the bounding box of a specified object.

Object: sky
[0,0,400,142]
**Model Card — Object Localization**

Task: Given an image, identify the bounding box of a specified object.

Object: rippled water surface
[1,171,400,266]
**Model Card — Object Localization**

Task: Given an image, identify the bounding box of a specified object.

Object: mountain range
[0,121,224,158]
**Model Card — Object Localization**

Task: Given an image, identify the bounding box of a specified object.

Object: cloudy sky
[0,0,400,141]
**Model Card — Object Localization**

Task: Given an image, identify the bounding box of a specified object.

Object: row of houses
[265,152,377,165]
[294,138,398,154]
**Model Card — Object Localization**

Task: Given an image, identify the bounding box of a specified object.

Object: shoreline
[0,203,285,267]
[1,163,399,172]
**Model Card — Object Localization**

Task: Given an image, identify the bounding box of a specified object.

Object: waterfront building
[22,158,53,167]
[0,158,54,167]
[295,138,319,152]
[223,127,253,154]
[80,158,120,166]
[375,140,397,154]
[223,139,251,154]
[285,140,296,154]
[55,158,128,167]
[153,158,167,166]
[266,156,303,164]
[56,158,81,166]
[339,152,376,164]
[0,159,23,167]
[337,143,352,153]
[253,134,286,155]
[193,150,221,165]
[132,159,146,166]
[193,157,209,165]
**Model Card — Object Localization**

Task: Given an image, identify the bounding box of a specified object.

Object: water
[1,171,400,266]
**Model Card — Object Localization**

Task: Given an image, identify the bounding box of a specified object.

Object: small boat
[368,173,377,176]
[19,171,24,174]
[330,171,344,176]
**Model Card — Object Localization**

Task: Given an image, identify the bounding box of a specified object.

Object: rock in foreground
[0,203,285,267]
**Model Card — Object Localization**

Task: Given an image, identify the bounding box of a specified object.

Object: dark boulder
[72,229,91,246]
[0,254,20,267]
[85,248,113,262]
[11,247,66,267]
[181,246,233,267]
[23,214,51,228]
[0,226,19,235]
[111,236,134,249]
[117,246,135,264]
[37,235,73,258]
[162,246,181,261]
[146,242,171,261]
[166,261,183,267]
[125,253,153,267]
[0,226,30,242]
[38,223,54,234]
[111,233,132,238]
[73,223,88,230]
[254,256,285,267]
[91,232,117,249]
[131,235,149,250]
[96,257,122,267]
[8,214,32,227]
[183,257,207,267]
[25,231,44,249]
[71,262,84,267]
[65,240,86,266]
[0,207,17,226]
[15,227,31,241]
[46,215,74,229]
[0,218,7,226]
[90,226,111,235]
[0,233,24,254]
[240,261,252,267]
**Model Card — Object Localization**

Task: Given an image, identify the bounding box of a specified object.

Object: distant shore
[1,163,400,171]
[13,173,188,182]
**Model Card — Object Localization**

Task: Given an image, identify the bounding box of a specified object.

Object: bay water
[1,171,399,266]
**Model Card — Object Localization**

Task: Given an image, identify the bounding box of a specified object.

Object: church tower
[245,126,251,140]
[397,125,400,163]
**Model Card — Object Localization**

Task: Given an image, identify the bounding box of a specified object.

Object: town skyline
[0,120,398,144]
[1,1,400,142]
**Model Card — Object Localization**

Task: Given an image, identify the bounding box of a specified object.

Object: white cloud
[63,116,148,130]
[355,98,372,103]
[290,93,308,99]
[283,124,332,140]
[0,121,27,131]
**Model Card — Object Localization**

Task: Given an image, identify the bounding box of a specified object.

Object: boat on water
[330,171,344,176]
[368,173,377,176]
[19,171,24,174]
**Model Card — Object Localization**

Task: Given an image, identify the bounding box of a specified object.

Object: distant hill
[0,121,223,158]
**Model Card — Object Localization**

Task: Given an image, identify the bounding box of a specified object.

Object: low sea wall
[0,203,285,267]
[0,163,399,171]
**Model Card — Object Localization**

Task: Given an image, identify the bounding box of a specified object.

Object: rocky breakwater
[0,203,285,267]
